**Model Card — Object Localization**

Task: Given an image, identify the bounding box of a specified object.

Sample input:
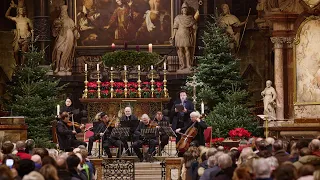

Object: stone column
[271,37,285,120]
[285,37,294,119]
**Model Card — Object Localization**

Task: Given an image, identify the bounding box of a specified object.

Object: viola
[148,121,159,128]
[176,121,198,152]
[66,120,81,129]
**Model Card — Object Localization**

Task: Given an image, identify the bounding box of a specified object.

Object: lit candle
[138,65,140,71]
[97,64,99,71]
[57,105,60,116]
[85,64,87,71]
[201,101,204,114]
[151,65,153,70]
[164,62,166,70]
[111,67,113,71]
[124,65,127,71]
[111,43,115,51]
[148,43,152,53]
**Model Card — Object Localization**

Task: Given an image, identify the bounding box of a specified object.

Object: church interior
[1,0,320,179]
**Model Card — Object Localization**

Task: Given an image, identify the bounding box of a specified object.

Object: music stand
[159,127,177,156]
[111,127,131,158]
[119,120,140,155]
[141,128,158,162]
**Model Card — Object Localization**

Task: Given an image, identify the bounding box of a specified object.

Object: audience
[273,139,290,165]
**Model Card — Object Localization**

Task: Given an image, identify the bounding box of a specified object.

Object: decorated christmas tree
[4,49,65,147]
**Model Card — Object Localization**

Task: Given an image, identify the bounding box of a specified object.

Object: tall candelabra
[151,69,155,98]
[110,68,114,98]
[124,69,128,98]
[97,70,101,99]
[83,69,88,98]
[137,68,142,98]
[163,69,169,98]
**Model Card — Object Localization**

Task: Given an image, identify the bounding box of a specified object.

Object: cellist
[176,111,208,148]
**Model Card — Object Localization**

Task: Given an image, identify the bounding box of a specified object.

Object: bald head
[124,107,132,116]
[31,154,42,164]
[309,139,320,152]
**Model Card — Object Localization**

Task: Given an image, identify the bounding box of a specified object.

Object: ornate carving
[270,37,292,48]
[33,17,51,41]
[102,158,135,179]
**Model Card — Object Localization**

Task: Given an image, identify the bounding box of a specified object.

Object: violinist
[60,98,80,123]
[153,111,169,151]
[132,114,159,162]
[176,111,208,147]
[57,112,87,152]
[87,112,107,156]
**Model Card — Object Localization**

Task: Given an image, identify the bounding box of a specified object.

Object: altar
[80,98,171,122]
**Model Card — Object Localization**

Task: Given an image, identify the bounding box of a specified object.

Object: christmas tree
[4,49,65,147]
[188,17,262,138]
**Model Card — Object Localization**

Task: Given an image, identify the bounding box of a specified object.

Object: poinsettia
[228,128,251,138]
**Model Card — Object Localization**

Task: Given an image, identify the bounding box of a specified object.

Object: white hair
[141,114,150,120]
[266,156,279,170]
[310,139,320,151]
[190,111,201,118]
[253,158,272,178]
[218,153,233,169]
[266,137,275,146]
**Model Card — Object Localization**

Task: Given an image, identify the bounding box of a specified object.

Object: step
[135,175,162,180]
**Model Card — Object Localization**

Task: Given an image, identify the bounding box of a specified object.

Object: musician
[153,111,169,151]
[176,111,208,147]
[171,90,194,143]
[87,112,106,156]
[120,106,138,121]
[57,112,86,152]
[60,98,80,123]
[132,114,158,162]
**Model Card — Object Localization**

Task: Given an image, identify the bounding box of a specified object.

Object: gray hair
[207,148,218,158]
[253,158,272,178]
[310,139,320,151]
[273,140,284,151]
[213,151,224,166]
[217,153,233,169]
[208,155,216,167]
[190,111,201,118]
[141,114,150,120]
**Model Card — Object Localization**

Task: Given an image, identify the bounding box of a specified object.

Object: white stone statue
[261,80,277,119]
[219,4,247,51]
[5,0,33,66]
[171,2,198,71]
[52,5,80,73]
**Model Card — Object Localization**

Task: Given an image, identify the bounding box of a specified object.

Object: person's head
[257,140,267,151]
[16,141,26,151]
[1,142,14,154]
[233,166,252,180]
[274,163,298,180]
[207,148,218,159]
[22,171,45,180]
[17,159,35,178]
[65,98,72,107]
[155,111,163,121]
[32,148,49,159]
[56,157,67,169]
[60,112,69,123]
[217,153,232,169]
[190,111,201,122]
[298,164,315,178]
[221,4,230,15]
[31,154,41,165]
[39,164,59,180]
[0,164,14,180]
[79,149,88,161]
[116,0,122,6]
[273,140,284,152]
[207,155,216,168]
[124,107,132,116]
[181,2,188,15]
[41,156,57,168]
[228,149,240,166]
[266,80,272,88]
[213,151,224,166]
[141,114,150,125]
[66,154,80,172]
[238,147,254,165]
[266,137,275,146]
[300,147,311,157]
[100,112,108,123]
[309,139,320,152]
[266,156,279,171]
[48,149,59,160]
[25,139,35,153]
[179,90,187,102]
[253,158,272,179]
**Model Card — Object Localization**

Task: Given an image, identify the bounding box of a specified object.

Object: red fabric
[312,151,320,157]
[16,151,31,160]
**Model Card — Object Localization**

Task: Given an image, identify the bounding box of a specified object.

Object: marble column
[285,37,294,119]
[271,37,286,120]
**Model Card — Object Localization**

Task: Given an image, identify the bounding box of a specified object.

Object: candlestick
[148,43,152,53]
[164,62,166,70]
[151,65,153,70]
[124,68,128,98]
[163,69,169,98]
[97,64,99,71]
[201,101,204,114]
[97,70,101,99]
[124,65,127,71]
[151,68,155,98]
[111,43,115,51]
[137,67,142,98]
[110,68,114,98]
[56,105,60,116]
[83,67,88,98]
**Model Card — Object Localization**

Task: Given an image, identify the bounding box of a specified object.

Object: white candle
[138,65,140,71]
[85,64,87,71]
[97,64,99,71]
[124,65,127,71]
[111,67,113,71]
[148,43,152,53]
[164,62,166,70]
[57,105,60,116]
[201,101,204,114]
[151,65,153,70]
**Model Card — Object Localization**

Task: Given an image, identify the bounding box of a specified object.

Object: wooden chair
[204,126,212,147]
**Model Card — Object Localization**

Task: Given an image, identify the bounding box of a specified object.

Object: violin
[66,120,81,128]
[148,121,159,128]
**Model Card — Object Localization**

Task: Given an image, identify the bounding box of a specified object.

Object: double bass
[176,121,197,152]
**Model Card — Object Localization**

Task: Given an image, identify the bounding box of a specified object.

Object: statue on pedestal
[5,0,33,66]
[261,80,277,119]
[171,2,197,72]
[219,4,247,52]
[52,5,80,74]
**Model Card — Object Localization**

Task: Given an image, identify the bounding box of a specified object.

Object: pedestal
[0,116,28,142]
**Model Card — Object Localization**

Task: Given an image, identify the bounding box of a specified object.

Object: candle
[164,62,166,70]
[124,65,127,71]
[148,43,152,53]
[111,43,115,51]
[85,64,87,71]
[201,101,204,114]
[151,65,153,70]
[138,65,140,71]
[97,64,99,71]
[57,105,60,116]
[111,67,113,71]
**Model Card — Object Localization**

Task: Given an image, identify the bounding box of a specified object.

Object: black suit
[88,121,106,155]
[119,115,139,154]
[181,120,208,147]
[120,115,138,121]
[153,116,170,150]
[56,121,86,151]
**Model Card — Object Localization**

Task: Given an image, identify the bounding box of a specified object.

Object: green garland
[102,50,160,68]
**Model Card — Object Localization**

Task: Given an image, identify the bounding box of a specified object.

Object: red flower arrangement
[228,128,251,139]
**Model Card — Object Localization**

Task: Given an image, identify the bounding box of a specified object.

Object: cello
[176,121,198,152]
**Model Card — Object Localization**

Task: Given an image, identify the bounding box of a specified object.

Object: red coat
[16,151,31,160]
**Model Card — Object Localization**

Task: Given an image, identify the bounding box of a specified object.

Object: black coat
[133,121,157,141]
[56,121,81,150]
[171,99,194,130]
[120,115,138,121]
[181,120,208,146]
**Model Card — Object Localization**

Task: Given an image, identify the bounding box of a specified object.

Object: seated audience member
[25,139,35,154]
[32,148,49,159]
[1,142,14,155]
[253,158,272,180]
[31,154,42,169]
[15,141,31,160]
[273,139,290,165]
[22,171,45,180]
[294,148,320,170]
[310,139,320,157]
[181,147,200,180]
[266,137,275,152]
[200,155,220,180]
[41,156,58,168]
[237,147,254,166]
[198,147,218,174]
[300,147,312,157]
[257,140,272,158]
[39,164,59,180]
[66,154,87,180]
[232,166,252,180]
[275,162,298,180]
[298,164,315,180]
[17,159,36,178]
[212,153,235,180]
[0,164,14,180]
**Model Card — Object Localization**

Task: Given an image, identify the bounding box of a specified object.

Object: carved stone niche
[165,158,183,180]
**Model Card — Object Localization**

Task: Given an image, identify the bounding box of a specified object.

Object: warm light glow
[124,65,127,71]
[97,64,99,71]
[138,65,140,71]
[164,62,166,70]
[148,43,152,53]
[201,101,204,114]
[85,64,87,71]
[57,105,60,116]
[151,65,153,70]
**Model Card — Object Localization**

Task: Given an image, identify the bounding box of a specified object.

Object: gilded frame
[293,16,320,105]
[73,0,174,47]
